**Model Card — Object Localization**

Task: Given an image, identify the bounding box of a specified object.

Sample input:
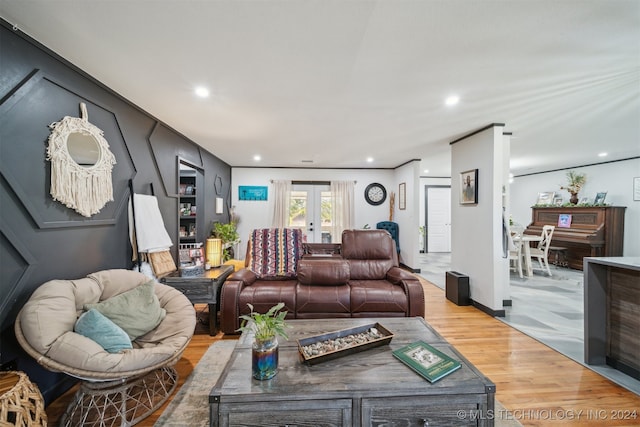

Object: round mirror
[67,132,101,167]
[47,102,116,217]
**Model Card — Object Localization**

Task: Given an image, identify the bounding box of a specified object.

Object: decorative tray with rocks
[297,322,394,365]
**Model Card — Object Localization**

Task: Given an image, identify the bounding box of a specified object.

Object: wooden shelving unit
[179,169,198,243]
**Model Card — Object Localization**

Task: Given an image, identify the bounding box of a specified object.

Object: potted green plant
[560,170,586,205]
[211,222,240,261]
[237,302,289,380]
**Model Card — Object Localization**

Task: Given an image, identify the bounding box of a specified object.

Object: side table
[160,265,233,335]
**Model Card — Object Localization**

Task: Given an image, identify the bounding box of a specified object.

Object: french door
[289,184,332,243]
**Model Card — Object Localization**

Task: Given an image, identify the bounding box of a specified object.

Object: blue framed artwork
[239,186,268,201]
[557,214,572,228]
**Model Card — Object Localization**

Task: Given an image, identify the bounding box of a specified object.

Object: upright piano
[524,206,626,270]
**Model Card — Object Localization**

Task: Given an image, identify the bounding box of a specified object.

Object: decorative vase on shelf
[560,170,586,205]
[570,192,579,205]
[252,337,279,380]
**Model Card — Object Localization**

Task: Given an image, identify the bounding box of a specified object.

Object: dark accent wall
[0,21,232,402]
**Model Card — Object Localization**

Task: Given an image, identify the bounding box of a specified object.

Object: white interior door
[427,187,451,252]
[289,185,332,243]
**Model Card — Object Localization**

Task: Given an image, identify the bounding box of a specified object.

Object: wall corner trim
[449,123,506,145]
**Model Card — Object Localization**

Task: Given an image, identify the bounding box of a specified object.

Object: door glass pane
[289,190,307,230]
[320,191,332,243]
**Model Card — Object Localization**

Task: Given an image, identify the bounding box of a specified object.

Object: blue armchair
[376,221,400,254]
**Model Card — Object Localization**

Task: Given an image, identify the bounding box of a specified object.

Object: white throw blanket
[128,194,173,255]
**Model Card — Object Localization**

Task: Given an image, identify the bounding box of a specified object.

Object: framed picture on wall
[460,169,478,204]
[398,182,406,210]
[239,185,268,201]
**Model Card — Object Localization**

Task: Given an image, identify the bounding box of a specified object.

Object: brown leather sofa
[220,229,425,334]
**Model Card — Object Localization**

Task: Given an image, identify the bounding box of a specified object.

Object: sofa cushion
[342,230,395,280]
[341,230,394,260]
[249,228,304,279]
[295,283,351,316]
[349,280,409,314]
[297,259,350,285]
[238,280,298,319]
[74,308,132,353]
[84,279,166,340]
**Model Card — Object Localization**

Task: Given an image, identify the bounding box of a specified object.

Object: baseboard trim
[471,299,506,317]
[401,263,420,273]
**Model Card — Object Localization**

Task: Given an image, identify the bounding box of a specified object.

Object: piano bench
[549,246,569,267]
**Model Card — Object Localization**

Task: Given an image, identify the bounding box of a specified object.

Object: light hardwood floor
[46,277,640,426]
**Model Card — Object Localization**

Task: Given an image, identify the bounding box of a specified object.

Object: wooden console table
[584,257,640,380]
[161,265,233,335]
[210,317,495,426]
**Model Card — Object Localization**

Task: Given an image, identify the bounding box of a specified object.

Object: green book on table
[393,341,461,383]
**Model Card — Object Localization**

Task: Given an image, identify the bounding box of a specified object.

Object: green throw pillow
[84,280,166,340]
[74,309,133,353]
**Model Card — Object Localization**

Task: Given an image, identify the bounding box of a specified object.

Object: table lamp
[206,238,222,267]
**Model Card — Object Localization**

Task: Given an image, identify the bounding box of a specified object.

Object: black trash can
[445,271,470,306]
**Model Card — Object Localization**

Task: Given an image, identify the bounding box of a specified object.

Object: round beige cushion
[17,269,196,376]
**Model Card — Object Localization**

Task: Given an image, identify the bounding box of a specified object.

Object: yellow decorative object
[206,238,222,267]
[224,259,246,271]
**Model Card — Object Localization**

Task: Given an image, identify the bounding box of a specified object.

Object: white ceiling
[1,0,638,176]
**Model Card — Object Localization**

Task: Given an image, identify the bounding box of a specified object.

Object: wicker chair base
[59,366,178,427]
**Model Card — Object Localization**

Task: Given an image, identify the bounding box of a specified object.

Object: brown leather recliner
[219,229,425,334]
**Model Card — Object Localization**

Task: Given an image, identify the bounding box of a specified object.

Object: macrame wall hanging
[47,102,116,217]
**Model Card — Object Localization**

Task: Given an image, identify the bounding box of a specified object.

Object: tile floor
[416,252,640,396]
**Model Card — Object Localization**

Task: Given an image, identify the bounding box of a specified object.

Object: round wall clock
[364,183,387,206]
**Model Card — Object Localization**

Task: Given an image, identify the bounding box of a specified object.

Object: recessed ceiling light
[445,95,460,106]
[423,169,429,174]
[253,155,261,162]
[598,152,608,157]
[366,157,374,163]
[195,86,210,98]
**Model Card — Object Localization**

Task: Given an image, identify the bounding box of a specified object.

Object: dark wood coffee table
[210,317,495,426]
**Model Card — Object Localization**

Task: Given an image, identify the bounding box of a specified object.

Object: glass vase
[252,337,278,380]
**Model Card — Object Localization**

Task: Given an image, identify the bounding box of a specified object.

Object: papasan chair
[14,269,196,427]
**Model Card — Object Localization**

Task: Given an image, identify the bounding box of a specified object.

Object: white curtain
[271,180,291,228]
[331,180,355,243]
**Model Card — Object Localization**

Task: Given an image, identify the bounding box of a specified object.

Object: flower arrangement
[559,170,586,204]
[560,170,586,195]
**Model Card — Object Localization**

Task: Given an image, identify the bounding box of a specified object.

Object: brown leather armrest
[386,267,425,318]
[229,268,257,285]
[220,268,258,334]
[386,266,416,284]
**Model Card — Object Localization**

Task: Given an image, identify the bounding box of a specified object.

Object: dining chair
[529,225,555,276]
[508,230,523,278]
